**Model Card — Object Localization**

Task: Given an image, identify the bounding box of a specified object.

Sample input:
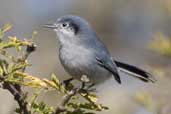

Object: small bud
[26,43,37,53]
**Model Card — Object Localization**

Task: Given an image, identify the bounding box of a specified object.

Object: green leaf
[0,24,12,41]
[2,24,12,33]
[81,93,98,103]
[67,102,79,109]
[80,103,96,110]
[31,101,54,114]
[0,59,8,75]
[51,73,66,92]
[0,50,16,62]
[15,107,21,114]
[51,73,60,87]
[0,66,3,76]
[16,45,22,51]
[0,30,4,41]
[0,42,16,49]
[10,63,30,73]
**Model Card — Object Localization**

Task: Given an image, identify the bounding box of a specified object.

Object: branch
[53,88,80,114]
[3,82,30,114]
[2,43,36,114]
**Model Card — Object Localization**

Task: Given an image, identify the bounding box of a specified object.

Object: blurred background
[0,0,171,114]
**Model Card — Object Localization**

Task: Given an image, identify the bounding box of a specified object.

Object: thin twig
[20,43,37,72]
[53,88,80,114]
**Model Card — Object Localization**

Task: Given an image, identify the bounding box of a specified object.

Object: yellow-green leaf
[0,66,3,76]
[51,73,60,87]
[2,24,12,33]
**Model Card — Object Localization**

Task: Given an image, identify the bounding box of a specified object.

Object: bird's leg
[81,82,85,89]
[79,82,87,93]
[62,78,74,88]
[80,83,96,93]
[86,83,96,92]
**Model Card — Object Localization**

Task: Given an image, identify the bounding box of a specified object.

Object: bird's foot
[80,83,96,93]
[61,78,74,90]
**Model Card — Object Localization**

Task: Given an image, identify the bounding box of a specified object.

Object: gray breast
[59,44,112,84]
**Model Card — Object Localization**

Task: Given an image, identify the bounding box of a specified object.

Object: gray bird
[43,15,156,86]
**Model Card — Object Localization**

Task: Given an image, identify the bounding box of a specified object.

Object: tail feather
[114,60,156,83]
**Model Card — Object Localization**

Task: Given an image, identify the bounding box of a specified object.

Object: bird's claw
[79,83,96,93]
[61,78,74,90]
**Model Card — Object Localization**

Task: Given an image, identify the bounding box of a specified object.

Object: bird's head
[43,15,95,45]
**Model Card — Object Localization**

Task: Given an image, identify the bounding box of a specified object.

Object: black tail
[114,60,156,83]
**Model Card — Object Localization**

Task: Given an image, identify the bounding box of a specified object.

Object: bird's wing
[96,57,121,84]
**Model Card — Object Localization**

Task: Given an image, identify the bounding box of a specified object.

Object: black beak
[42,23,58,29]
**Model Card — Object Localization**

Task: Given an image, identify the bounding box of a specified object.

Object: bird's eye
[62,23,69,28]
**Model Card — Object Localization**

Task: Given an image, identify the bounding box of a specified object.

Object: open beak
[42,23,58,29]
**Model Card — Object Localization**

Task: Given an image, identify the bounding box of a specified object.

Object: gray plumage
[43,15,156,85]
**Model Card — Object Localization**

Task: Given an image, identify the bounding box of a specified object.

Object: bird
[43,15,156,86]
